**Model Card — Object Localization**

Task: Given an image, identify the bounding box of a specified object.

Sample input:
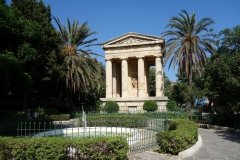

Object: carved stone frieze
[115,37,148,45]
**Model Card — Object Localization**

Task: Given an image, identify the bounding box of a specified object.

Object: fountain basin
[33,127,142,145]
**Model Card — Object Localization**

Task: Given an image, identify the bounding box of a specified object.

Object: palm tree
[161,10,216,86]
[54,17,104,110]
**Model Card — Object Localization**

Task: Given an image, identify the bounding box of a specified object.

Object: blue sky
[8,0,240,81]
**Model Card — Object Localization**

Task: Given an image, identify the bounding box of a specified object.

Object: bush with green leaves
[143,100,158,112]
[0,136,129,160]
[103,101,119,113]
[49,114,70,121]
[155,119,198,155]
[85,115,148,128]
[166,99,179,111]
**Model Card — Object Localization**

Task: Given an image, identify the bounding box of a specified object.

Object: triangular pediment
[101,32,164,49]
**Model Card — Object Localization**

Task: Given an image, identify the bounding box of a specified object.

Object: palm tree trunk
[188,56,193,86]
[66,90,76,111]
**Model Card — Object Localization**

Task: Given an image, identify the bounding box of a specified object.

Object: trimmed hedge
[143,100,158,111]
[156,119,198,155]
[103,101,120,113]
[0,136,129,160]
[49,114,71,121]
[166,99,179,111]
[83,115,148,128]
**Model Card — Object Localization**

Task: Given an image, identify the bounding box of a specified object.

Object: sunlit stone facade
[100,32,168,112]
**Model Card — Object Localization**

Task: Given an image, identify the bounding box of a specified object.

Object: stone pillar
[137,57,145,97]
[105,59,112,98]
[116,64,121,97]
[145,64,150,96]
[112,63,117,97]
[155,56,163,96]
[121,58,128,97]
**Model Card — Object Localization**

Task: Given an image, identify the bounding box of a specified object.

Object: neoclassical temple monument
[100,32,168,112]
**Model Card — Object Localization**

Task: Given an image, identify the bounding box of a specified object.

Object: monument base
[100,97,168,112]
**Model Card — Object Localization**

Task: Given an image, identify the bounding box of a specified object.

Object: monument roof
[101,32,165,49]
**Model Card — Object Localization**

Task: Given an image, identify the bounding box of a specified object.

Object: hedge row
[0,136,129,160]
[49,114,71,121]
[156,119,198,155]
[83,115,148,128]
[140,112,189,119]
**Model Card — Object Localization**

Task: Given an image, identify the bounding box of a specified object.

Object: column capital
[105,58,112,61]
[154,55,162,58]
[136,56,144,59]
[120,57,128,60]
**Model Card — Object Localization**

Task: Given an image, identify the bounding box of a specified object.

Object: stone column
[112,63,117,97]
[137,57,145,97]
[121,58,128,97]
[116,64,121,97]
[155,56,163,97]
[146,64,150,96]
[105,59,112,98]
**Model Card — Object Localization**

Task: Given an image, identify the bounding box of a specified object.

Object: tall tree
[54,17,104,110]
[204,26,240,114]
[11,0,63,104]
[217,25,240,54]
[0,0,42,109]
[161,10,216,86]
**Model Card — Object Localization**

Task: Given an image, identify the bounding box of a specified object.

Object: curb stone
[128,134,202,160]
[178,134,202,159]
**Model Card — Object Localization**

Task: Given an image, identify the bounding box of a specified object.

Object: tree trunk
[66,90,76,112]
[188,61,193,86]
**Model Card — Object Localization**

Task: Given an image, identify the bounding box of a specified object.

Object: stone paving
[128,128,240,160]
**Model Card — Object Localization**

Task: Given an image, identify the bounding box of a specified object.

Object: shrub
[49,114,70,121]
[156,119,198,155]
[166,99,179,111]
[0,136,129,160]
[103,101,119,113]
[143,100,158,112]
[85,115,148,128]
[72,136,129,159]
[35,107,59,117]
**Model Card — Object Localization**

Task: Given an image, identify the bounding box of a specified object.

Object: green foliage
[85,115,148,128]
[166,99,179,111]
[149,67,156,96]
[0,136,129,160]
[156,119,198,155]
[54,17,104,111]
[161,10,216,86]
[49,114,70,121]
[170,79,205,110]
[164,72,173,97]
[72,136,129,160]
[141,112,189,119]
[103,101,119,113]
[149,67,172,97]
[217,25,240,54]
[204,53,240,113]
[34,107,59,117]
[209,114,240,129]
[143,100,158,112]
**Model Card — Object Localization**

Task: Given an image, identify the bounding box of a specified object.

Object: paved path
[128,128,240,160]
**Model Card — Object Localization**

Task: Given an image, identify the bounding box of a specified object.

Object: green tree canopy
[11,0,63,97]
[161,10,217,86]
[204,53,240,114]
[54,17,104,110]
[0,52,32,97]
[217,25,240,54]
